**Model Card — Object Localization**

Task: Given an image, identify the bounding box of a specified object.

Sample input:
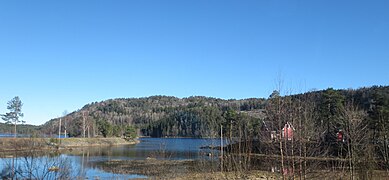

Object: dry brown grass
[97,158,389,179]
[0,138,48,152]
[59,137,138,147]
[98,159,281,179]
[0,137,138,154]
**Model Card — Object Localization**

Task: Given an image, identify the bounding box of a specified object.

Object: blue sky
[0,0,388,125]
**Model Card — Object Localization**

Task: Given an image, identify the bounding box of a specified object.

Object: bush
[124,126,137,139]
[49,138,59,144]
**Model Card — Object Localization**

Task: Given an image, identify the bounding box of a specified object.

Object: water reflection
[66,137,223,161]
[0,154,72,179]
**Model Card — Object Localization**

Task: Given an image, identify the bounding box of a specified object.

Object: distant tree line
[0,122,39,135]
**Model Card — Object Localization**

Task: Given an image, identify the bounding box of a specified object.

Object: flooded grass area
[96,158,281,179]
[97,158,389,179]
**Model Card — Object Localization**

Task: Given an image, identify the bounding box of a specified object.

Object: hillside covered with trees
[39,86,388,140]
[40,96,266,138]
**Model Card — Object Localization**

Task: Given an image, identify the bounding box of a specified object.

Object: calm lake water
[0,133,30,138]
[0,137,224,179]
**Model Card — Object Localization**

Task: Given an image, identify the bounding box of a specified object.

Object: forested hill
[41,96,266,137]
[40,85,389,138]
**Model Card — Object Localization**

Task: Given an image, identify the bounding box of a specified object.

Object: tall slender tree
[318,88,345,139]
[2,96,24,138]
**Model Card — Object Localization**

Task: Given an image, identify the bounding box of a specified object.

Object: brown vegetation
[98,159,281,179]
[0,138,48,153]
[0,137,138,154]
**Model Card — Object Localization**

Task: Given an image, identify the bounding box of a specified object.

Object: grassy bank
[0,137,138,153]
[58,137,139,147]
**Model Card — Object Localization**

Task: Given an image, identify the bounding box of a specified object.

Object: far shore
[0,137,139,155]
[138,136,223,139]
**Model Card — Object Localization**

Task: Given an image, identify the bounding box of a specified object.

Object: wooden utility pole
[64,117,67,138]
[58,118,62,142]
[83,112,86,138]
[221,125,223,173]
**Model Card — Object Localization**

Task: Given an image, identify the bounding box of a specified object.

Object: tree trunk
[14,121,17,138]
[280,133,285,180]
[299,109,303,180]
[347,123,353,180]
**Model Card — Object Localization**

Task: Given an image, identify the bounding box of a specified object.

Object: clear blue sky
[0,0,388,125]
